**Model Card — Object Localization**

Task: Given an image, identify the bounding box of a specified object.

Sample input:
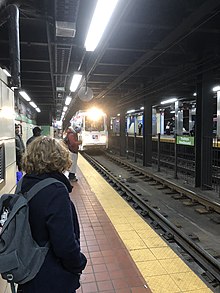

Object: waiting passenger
[15,124,25,172]
[18,136,87,293]
[190,124,195,136]
[65,126,82,182]
[165,121,171,135]
[26,126,42,146]
[138,122,142,136]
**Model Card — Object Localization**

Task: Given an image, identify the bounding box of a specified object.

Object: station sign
[176,136,194,146]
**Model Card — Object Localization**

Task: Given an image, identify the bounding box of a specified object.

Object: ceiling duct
[0,4,21,88]
[56,21,76,38]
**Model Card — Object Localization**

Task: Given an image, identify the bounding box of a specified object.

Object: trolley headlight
[100,135,107,143]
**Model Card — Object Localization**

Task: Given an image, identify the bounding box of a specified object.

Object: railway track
[82,151,220,291]
[127,149,220,194]
[104,151,220,214]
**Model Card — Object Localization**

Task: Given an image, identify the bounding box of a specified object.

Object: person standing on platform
[138,122,142,136]
[165,121,171,135]
[17,136,87,293]
[26,126,42,146]
[65,126,82,182]
[15,124,25,173]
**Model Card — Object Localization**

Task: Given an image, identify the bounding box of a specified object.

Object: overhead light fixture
[84,0,119,51]
[126,109,135,114]
[63,106,68,112]
[65,96,72,105]
[161,98,177,105]
[36,107,41,113]
[213,86,220,92]
[29,101,37,108]
[2,68,11,77]
[70,72,83,92]
[140,106,144,110]
[193,92,197,96]
[19,91,31,102]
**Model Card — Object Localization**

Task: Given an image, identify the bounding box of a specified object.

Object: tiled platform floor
[73,154,213,293]
[71,170,150,293]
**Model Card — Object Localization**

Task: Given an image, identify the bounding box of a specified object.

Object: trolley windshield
[85,116,105,131]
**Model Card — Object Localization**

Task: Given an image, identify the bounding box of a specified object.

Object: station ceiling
[0,0,220,125]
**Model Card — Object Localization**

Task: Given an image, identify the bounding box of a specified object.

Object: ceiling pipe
[46,21,56,104]
[0,4,21,88]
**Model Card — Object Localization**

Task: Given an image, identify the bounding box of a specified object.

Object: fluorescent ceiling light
[65,96,72,105]
[19,91,31,102]
[3,68,11,77]
[161,98,177,105]
[29,101,37,108]
[140,106,144,110]
[70,72,82,92]
[213,86,220,92]
[63,106,68,112]
[126,109,135,114]
[36,107,41,113]
[84,0,119,51]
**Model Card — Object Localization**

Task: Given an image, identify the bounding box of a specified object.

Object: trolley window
[85,116,105,131]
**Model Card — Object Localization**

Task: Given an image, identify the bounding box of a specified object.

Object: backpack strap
[25,178,67,202]
[15,177,24,194]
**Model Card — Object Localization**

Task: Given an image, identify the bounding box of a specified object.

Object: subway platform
[0,154,214,293]
[72,154,213,293]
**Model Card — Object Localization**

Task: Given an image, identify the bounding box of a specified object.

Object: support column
[160,110,164,135]
[120,111,126,156]
[143,102,152,166]
[175,101,183,135]
[195,73,213,188]
[217,90,220,137]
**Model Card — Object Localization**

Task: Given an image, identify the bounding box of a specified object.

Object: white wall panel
[0,69,16,194]
[4,139,16,167]
[0,67,8,84]
[2,85,12,108]
[0,80,15,139]
[0,68,8,84]
[0,81,2,109]
[0,162,16,194]
[0,113,15,139]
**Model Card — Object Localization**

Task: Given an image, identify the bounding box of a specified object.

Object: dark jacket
[26,135,38,146]
[17,172,87,293]
[15,134,25,159]
[15,134,25,171]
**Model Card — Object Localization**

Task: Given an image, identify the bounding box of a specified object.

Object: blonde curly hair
[22,136,72,174]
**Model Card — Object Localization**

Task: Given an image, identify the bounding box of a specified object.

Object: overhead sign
[176,136,194,146]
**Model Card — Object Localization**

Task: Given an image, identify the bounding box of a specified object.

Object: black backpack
[0,178,65,293]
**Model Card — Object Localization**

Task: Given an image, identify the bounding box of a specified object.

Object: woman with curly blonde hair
[23,136,72,174]
[18,136,87,293]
